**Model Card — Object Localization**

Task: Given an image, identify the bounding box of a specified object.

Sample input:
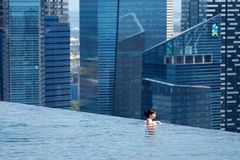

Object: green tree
[70,101,80,111]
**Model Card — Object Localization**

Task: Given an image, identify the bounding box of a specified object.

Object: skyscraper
[1,0,70,108]
[43,15,70,109]
[142,79,212,128]
[181,0,240,132]
[181,0,207,31]
[80,0,169,116]
[207,0,240,132]
[3,0,43,105]
[80,0,119,114]
[0,0,3,100]
[142,15,222,129]
[114,14,145,118]
[167,0,174,39]
[44,0,70,109]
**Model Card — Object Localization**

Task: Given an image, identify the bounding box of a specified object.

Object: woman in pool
[144,109,161,125]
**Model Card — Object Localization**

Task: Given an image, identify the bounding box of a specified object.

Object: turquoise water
[0,102,240,160]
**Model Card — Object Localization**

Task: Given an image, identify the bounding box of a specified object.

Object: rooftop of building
[143,15,221,55]
[0,101,240,159]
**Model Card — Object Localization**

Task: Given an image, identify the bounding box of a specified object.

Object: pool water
[0,102,240,160]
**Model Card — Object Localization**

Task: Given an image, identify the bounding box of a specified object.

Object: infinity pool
[0,102,240,160]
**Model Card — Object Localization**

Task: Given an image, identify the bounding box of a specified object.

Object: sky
[174,0,181,12]
[69,0,79,12]
[68,0,181,12]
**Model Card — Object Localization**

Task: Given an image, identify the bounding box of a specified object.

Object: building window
[195,55,203,63]
[174,56,184,64]
[204,55,212,63]
[165,56,172,64]
[185,55,193,64]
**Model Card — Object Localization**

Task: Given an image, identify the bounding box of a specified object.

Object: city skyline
[80,0,170,116]
[180,0,240,133]
[69,0,181,12]
[1,0,71,108]
[142,15,222,129]
[1,0,239,133]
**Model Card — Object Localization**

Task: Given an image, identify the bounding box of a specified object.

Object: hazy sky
[69,0,79,11]
[174,0,181,12]
[68,0,181,12]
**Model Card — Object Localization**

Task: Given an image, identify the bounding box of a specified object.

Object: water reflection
[145,124,157,139]
[145,125,156,134]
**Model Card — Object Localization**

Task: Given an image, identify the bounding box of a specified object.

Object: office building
[142,79,212,128]
[0,0,3,100]
[44,15,70,109]
[2,0,43,105]
[181,0,207,31]
[167,0,174,39]
[0,32,3,101]
[181,0,240,133]
[207,0,240,132]
[1,0,70,108]
[142,15,222,129]
[114,14,145,118]
[44,0,71,109]
[80,0,169,116]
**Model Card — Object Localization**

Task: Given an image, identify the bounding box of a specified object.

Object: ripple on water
[1,137,30,143]
[6,123,28,128]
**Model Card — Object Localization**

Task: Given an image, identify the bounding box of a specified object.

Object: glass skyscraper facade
[43,0,70,109]
[181,0,240,133]
[142,79,212,128]
[114,21,145,118]
[167,0,173,39]
[142,16,222,129]
[44,15,70,109]
[0,31,3,101]
[115,0,167,118]
[118,0,167,49]
[207,0,240,133]
[80,0,119,114]
[80,0,168,116]
[3,0,42,105]
[0,0,3,100]
[181,0,207,32]
[1,0,70,108]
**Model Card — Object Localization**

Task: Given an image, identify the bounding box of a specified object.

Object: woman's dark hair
[144,109,156,118]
